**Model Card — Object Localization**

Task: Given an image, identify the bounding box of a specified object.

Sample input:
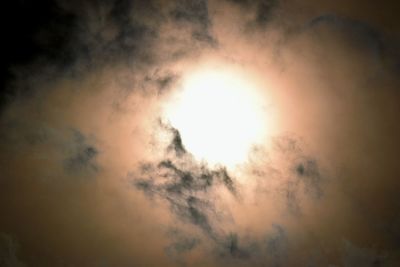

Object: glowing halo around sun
[163,65,268,168]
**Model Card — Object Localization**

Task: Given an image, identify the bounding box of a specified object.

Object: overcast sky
[1,0,400,266]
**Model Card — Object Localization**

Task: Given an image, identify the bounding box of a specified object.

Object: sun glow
[164,66,267,168]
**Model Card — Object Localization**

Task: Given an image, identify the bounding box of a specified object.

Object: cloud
[306,14,384,68]
[342,239,387,267]
[257,134,326,215]
[0,233,26,267]
[133,126,327,263]
[219,232,251,259]
[264,224,289,267]
[134,127,238,242]
[171,0,213,42]
[64,130,99,174]
[1,0,400,266]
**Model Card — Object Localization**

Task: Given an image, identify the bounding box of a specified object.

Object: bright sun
[163,66,267,168]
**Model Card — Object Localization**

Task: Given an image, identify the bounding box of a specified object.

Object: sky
[1,0,400,266]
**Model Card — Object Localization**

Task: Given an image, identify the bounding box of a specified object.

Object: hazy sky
[1,0,400,266]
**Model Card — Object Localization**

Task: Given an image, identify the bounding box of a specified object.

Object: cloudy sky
[1,0,400,266]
